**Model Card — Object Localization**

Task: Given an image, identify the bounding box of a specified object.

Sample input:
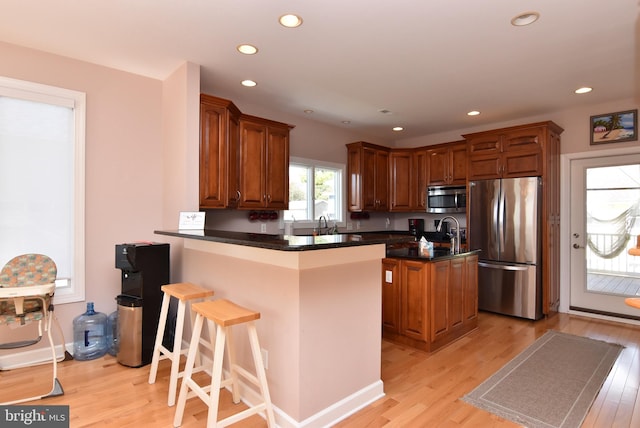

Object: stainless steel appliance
[426,185,466,214]
[468,177,543,320]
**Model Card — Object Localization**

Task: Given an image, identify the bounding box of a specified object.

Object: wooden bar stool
[173,299,275,427]
[148,282,215,406]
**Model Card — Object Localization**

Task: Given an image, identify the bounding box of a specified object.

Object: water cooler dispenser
[115,242,171,367]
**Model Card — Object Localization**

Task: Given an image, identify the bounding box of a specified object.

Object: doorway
[568,150,640,318]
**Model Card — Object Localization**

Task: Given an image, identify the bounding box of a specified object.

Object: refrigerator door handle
[498,185,505,252]
[478,261,530,271]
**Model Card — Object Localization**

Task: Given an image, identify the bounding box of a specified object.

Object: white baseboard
[0,343,72,370]
[194,342,384,428]
[2,339,384,428]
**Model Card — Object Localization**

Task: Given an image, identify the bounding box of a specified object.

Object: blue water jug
[73,302,108,361]
[106,310,119,356]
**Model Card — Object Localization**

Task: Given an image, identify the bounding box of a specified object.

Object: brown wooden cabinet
[381,258,400,333]
[199,94,242,209]
[413,149,429,210]
[199,94,293,211]
[390,148,431,212]
[400,259,429,341]
[389,149,413,212]
[427,141,467,186]
[465,123,560,180]
[382,253,478,352]
[346,142,389,212]
[238,114,291,210]
[464,121,563,315]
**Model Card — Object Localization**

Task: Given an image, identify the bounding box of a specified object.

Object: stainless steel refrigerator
[469,177,543,320]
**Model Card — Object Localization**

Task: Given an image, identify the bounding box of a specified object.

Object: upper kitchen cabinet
[347,142,390,212]
[427,141,467,186]
[199,94,242,209]
[390,148,429,212]
[389,149,415,212]
[465,122,563,180]
[238,114,293,210]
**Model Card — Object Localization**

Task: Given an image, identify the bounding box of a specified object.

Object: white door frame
[561,146,640,325]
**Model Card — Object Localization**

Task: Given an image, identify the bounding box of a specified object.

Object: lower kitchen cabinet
[382,254,478,352]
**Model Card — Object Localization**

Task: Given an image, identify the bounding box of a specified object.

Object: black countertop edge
[385,248,481,262]
[154,229,415,251]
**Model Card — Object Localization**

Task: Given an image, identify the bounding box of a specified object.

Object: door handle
[572,243,584,249]
[478,262,530,271]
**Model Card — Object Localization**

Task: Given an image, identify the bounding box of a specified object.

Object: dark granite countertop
[385,247,481,261]
[155,229,415,251]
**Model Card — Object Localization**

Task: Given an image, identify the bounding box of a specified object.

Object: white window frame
[0,76,86,304]
[284,156,346,229]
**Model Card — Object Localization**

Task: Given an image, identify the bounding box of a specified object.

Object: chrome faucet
[436,216,461,254]
[318,215,328,234]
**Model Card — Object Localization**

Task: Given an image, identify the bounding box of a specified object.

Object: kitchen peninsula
[155,229,412,428]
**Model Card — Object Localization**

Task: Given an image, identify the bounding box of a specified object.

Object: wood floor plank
[2,311,639,427]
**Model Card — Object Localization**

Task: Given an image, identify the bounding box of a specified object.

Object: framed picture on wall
[590,109,637,145]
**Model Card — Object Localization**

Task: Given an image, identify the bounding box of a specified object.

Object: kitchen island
[383,247,480,352]
[155,229,412,428]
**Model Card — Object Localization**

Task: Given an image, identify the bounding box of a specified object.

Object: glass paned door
[570,154,640,317]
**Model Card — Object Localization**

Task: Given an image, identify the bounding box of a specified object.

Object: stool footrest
[230,364,260,389]
[217,403,267,428]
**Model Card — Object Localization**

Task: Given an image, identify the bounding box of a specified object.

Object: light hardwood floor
[1,311,640,427]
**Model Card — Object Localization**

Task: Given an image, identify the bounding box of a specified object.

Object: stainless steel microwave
[426,185,466,213]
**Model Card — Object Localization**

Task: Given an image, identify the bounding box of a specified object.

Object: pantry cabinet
[238,115,291,210]
[382,253,478,352]
[346,142,389,212]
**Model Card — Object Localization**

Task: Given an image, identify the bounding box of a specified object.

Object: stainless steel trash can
[116,295,143,367]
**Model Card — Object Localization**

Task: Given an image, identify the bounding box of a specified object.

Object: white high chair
[0,253,67,404]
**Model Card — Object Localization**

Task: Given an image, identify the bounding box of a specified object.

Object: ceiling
[1,1,637,140]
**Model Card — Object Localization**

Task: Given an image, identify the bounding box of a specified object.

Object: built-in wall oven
[426,185,466,214]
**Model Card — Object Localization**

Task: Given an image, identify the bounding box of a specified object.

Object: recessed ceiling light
[575,87,593,94]
[303,109,314,114]
[342,120,351,125]
[378,109,392,115]
[279,14,303,28]
[237,44,258,55]
[393,127,404,132]
[467,111,480,116]
[241,79,257,87]
[511,11,540,26]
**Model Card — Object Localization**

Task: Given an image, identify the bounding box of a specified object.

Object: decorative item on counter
[284,220,294,235]
[350,212,370,220]
[248,210,279,221]
[418,236,434,258]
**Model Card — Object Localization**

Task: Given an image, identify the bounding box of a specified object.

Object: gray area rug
[462,330,623,428]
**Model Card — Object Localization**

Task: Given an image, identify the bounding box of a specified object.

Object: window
[0,76,86,304]
[285,157,345,227]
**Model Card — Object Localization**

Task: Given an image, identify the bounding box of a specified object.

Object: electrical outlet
[261,223,266,233]
[261,348,269,370]
[346,222,353,230]
[356,221,361,230]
